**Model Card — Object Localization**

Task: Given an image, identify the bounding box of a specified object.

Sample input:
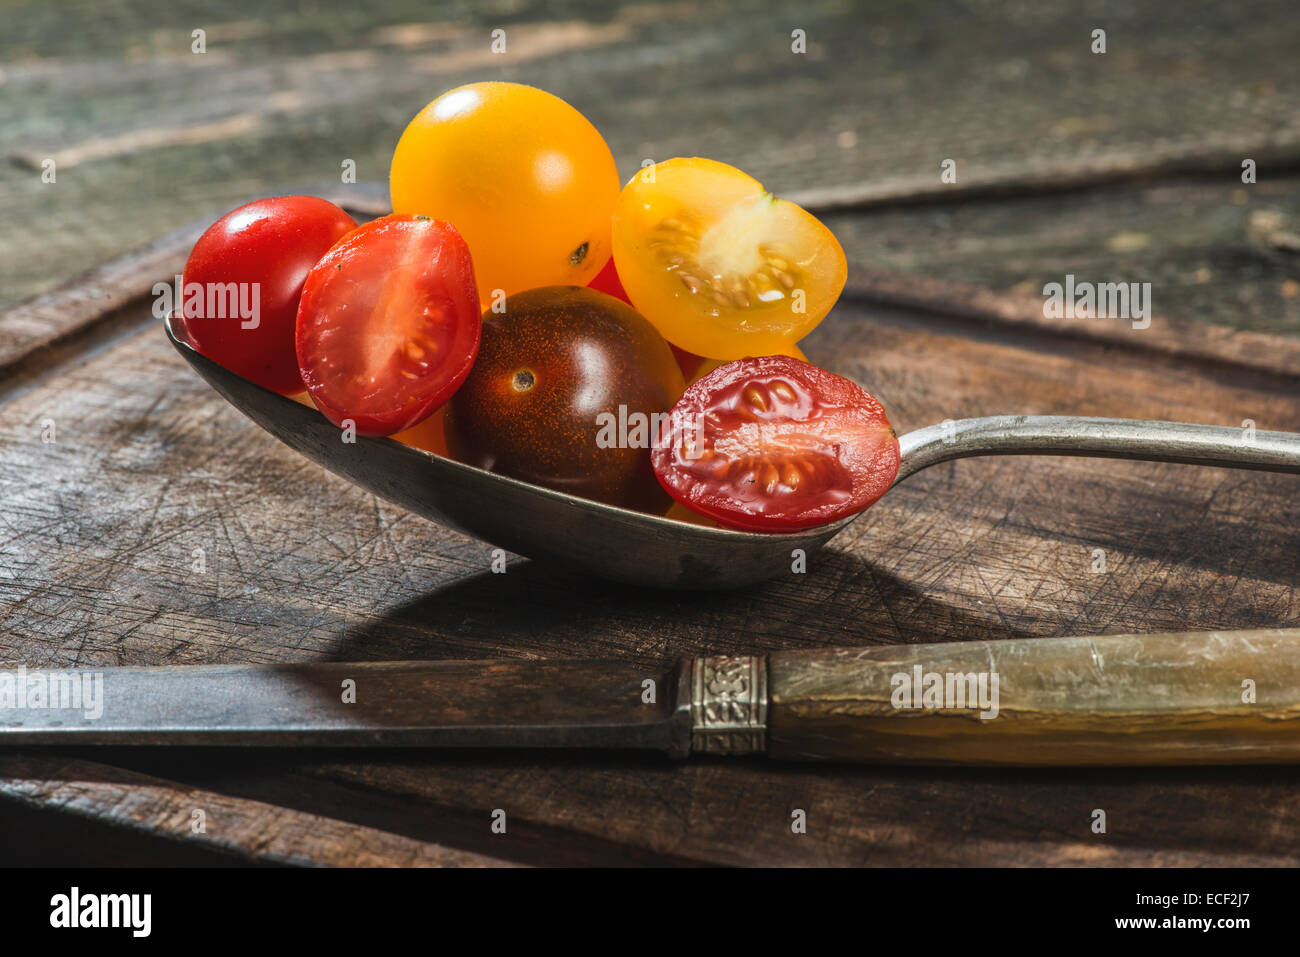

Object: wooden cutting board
[1,192,1299,867]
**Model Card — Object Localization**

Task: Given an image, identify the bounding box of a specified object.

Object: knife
[2,628,1298,765]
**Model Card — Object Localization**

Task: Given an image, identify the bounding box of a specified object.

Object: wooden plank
[0,188,384,404]
[4,0,1300,332]
[96,749,1300,867]
[0,755,516,867]
[826,176,1300,339]
[3,295,1297,664]
[843,263,1300,382]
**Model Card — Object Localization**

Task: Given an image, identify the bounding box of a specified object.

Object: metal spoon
[165,315,1300,589]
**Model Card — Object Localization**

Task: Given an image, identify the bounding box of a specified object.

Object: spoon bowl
[166,314,850,588]
[166,315,1300,589]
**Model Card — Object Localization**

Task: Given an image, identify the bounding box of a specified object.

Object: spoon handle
[894,415,1300,483]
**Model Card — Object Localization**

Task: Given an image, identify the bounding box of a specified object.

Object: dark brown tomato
[445,286,685,512]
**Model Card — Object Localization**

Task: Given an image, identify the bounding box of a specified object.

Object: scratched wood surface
[2,0,1300,865]
[0,754,516,867]
[2,203,1299,865]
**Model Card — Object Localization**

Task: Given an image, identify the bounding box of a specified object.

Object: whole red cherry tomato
[445,286,684,512]
[296,215,480,436]
[181,196,357,394]
[652,356,899,531]
[587,256,631,303]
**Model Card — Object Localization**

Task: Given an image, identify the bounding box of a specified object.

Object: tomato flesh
[613,158,846,360]
[652,356,899,531]
[295,215,480,436]
[181,196,357,395]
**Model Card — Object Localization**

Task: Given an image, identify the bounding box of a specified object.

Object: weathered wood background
[1,0,1298,865]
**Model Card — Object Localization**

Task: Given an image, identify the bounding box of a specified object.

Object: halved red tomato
[652,356,899,531]
[296,215,480,436]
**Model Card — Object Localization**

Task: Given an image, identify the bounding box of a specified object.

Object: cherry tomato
[687,343,807,386]
[590,256,704,378]
[664,501,718,527]
[652,356,899,532]
[595,256,707,379]
[445,286,684,512]
[587,256,631,303]
[391,406,450,457]
[390,82,619,306]
[671,345,707,381]
[181,196,356,394]
[295,215,480,436]
[296,383,450,456]
[612,157,846,360]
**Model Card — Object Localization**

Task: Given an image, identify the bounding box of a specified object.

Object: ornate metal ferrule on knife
[688,655,768,755]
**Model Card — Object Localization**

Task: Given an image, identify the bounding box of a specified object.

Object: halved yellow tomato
[612,158,846,360]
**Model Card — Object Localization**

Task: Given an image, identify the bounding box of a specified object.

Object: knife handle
[691,629,1300,765]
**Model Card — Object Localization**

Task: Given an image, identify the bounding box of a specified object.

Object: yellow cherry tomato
[390,82,619,306]
[391,406,450,457]
[294,390,451,456]
[612,158,846,360]
[664,501,718,527]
